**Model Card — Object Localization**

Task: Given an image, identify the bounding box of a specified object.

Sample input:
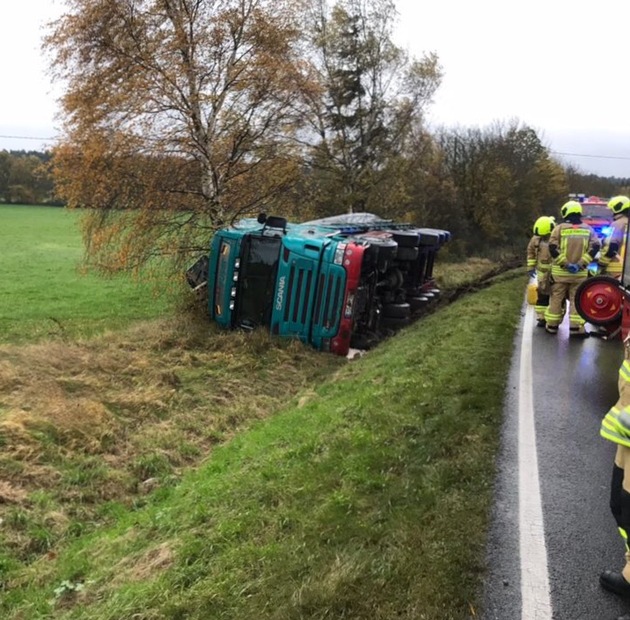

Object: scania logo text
[275,276,286,311]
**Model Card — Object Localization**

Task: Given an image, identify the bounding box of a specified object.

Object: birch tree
[46,0,306,271]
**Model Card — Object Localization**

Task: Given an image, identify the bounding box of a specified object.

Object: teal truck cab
[186,213,450,356]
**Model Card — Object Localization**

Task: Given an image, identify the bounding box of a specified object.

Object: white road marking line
[519,305,552,619]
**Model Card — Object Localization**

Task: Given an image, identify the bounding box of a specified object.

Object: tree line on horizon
[6,0,628,269]
[0,151,57,206]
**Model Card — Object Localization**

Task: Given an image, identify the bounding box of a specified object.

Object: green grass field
[0,205,176,343]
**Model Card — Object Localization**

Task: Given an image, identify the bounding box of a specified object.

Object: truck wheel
[391,230,419,247]
[359,237,397,270]
[409,296,429,311]
[396,246,419,261]
[381,316,410,329]
[372,240,398,260]
[382,303,411,318]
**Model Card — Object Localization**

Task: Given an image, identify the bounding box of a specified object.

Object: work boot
[545,325,558,335]
[600,569,630,597]
[536,318,546,328]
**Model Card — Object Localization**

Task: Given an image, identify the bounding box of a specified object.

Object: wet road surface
[483,303,628,620]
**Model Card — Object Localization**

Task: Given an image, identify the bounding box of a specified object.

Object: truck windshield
[235,235,281,329]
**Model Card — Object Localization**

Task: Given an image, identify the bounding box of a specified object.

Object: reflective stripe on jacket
[526,234,552,272]
[601,360,630,446]
[601,406,630,447]
[549,222,597,279]
[600,214,628,276]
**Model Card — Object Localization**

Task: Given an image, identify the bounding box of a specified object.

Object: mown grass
[1,272,524,620]
[0,205,175,344]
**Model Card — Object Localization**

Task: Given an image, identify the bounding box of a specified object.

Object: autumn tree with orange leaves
[45,0,309,272]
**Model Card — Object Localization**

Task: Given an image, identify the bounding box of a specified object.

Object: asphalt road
[482,303,628,620]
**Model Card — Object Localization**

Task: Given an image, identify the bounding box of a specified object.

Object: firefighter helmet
[533,216,555,236]
[560,200,582,219]
[608,195,630,215]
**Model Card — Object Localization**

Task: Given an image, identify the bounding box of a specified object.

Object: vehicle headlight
[334,243,347,265]
[344,292,355,318]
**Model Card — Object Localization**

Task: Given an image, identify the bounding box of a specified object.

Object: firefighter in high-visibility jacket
[526,216,555,327]
[598,195,630,280]
[544,200,600,337]
[599,338,630,602]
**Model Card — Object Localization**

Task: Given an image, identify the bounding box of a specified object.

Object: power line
[551,151,630,161]
[0,134,56,142]
[0,135,628,162]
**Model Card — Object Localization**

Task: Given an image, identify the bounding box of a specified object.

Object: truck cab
[187,213,450,356]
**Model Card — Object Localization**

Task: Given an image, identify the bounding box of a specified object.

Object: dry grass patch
[115,542,175,584]
[0,317,343,566]
[0,480,28,504]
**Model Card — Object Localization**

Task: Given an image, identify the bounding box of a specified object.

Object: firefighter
[598,195,630,280]
[527,216,555,327]
[544,200,600,337]
[599,337,630,610]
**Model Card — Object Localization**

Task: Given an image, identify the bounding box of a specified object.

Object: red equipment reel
[574,275,623,326]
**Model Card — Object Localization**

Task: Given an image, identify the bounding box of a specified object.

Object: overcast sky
[2,0,629,178]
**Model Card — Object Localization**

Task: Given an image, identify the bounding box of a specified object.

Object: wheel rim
[575,277,622,325]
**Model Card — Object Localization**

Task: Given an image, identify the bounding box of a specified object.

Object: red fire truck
[575,194,614,242]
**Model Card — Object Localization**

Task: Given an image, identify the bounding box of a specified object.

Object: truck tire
[382,303,411,318]
[359,236,397,264]
[381,316,410,329]
[391,230,419,247]
[409,296,429,312]
[361,238,397,272]
[396,246,419,261]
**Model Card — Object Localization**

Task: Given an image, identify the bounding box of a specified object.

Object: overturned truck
[186,213,450,356]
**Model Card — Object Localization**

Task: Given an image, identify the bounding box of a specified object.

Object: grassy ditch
[1,271,524,620]
[0,317,343,571]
